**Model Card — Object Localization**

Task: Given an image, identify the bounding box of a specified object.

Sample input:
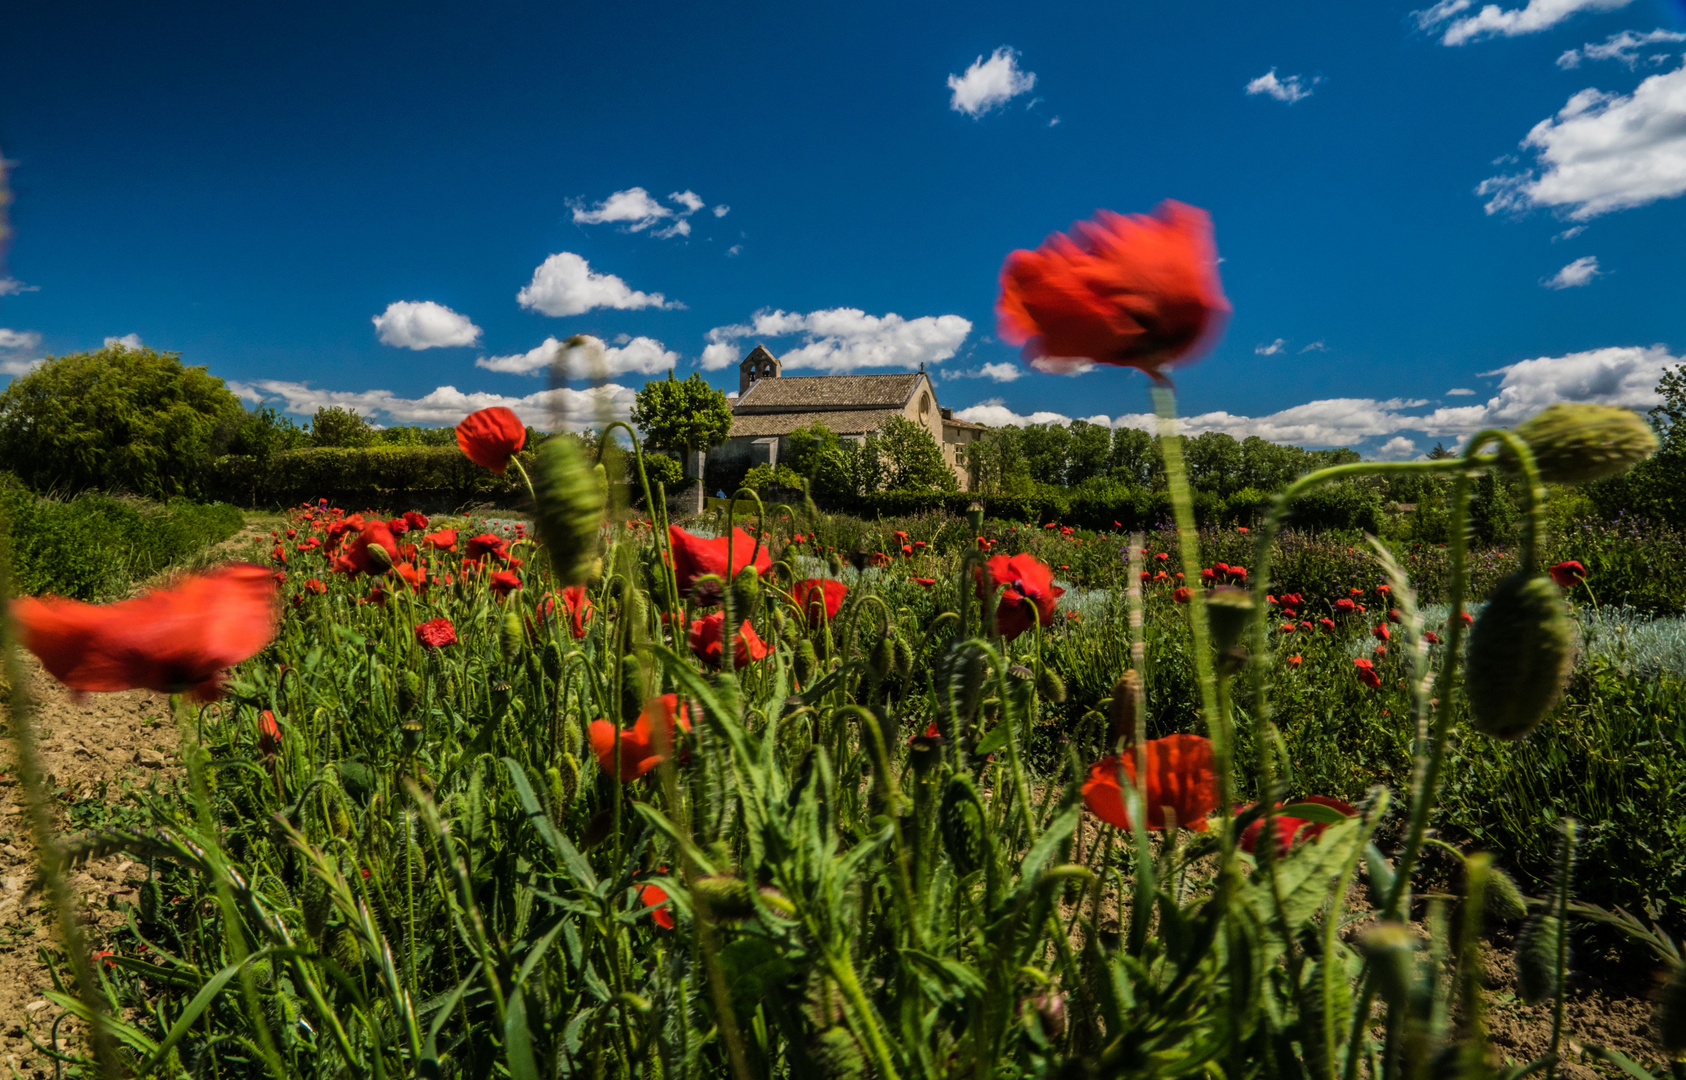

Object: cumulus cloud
[1300,341,1329,353]
[1416,0,1634,47]
[1245,69,1318,104]
[0,327,43,376]
[726,244,743,257]
[517,252,676,317]
[0,328,42,351]
[952,343,1679,450]
[104,333,144,350]
[1255,338,1287,356]
[1477,59,1686,219]
[1375,436,1420,460]
[228,379,638,431]
[713,205,730,218]
[477,334,678,379]
[569,187,714,238]
[948,47,1037,117]
[946,362,1024,383]
[1558,28,1686,68]
[700,308,973,374]
[0,277,38,296]
[372,302,480,350]
[1542,254,1603,288]
[1446,387,1477,396]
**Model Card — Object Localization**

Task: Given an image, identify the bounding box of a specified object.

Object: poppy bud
[692,874,757,922]
[1032,991,1068,1041]
[893,636,916,680]
[1358,922,1415,1010]
[499,609,525,665]
[1037,668,1066,703]
[908,723,944,775]
[364,542,393,572]
[1508,402,1657,485]
[532,435,606,587]
[1204,585,1254,654]
[398,669,422,715]
[733,564,761,614]
[1108,670,1141,750]
[825,552,844,577]
[939,774,989,877]
[1515,914,1565,1004]
[795,639,818,684]
[810,1026,867,1080]
[620,652,646,725]
[1485,866,1529,923]
[869,636,896,682]
[1465,573,1574,740]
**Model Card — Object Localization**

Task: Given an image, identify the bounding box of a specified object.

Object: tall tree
[309,405,377,448]
[879,415,958,492]
[630,373,733,460]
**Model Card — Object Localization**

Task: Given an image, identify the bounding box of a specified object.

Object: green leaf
[502,757,597,892]
[504,986,540,1080]
[1278,802,1353,825]
[1244,817,1364,931]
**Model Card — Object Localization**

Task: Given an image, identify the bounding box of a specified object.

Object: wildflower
[913,575,937,588]
[1354,657,1382,691]
[688,612,770,669]
[588,695,692,781]
[403,510,429,531]
[302,578,327,595]
[996,202,1229,382]
[901,544,913,558]
[1424,631,1441,644]
[1334,598,1356,615]
[976,553,1066,641]
[1372,623,1390,642]
[1216,562,1230,575]
[258,710,282,758]
[1239,796,1357,857]
[456,406,527,474]
[1080,734,1219,831]
[424,528,458,552]
[415,617,458,649]
[1140,571,1152,582]
[1549,560,1587,589]
[1228,566,1246,581]
[285,528,296,539]
[465,533,521,567]
[393,562,429,592]
[387,518,410,535]
[1154,570,1168,581]
[1374,646,1388,658]
[271,544,287,564]
[668,526,773,604]
[1459,611,1474,626]
[1238,526,1249,534]
[531,585,593,639]
[344,521,400,576]
[1156,552,1168,561]
[1319,617,1335,632]
[1287,655,1302,667]
[793,578,848,622]
[489,570,523,598]
[1280,622,1296,634]
[1201,568,1216,583]
[1349,588,1364,598]
[640,883,675,930]
[1267,594,1277,605]
[1173,586,1192,604]
[13,563,280,702]
[1387,609,1404,624]
[1377,584,1391,596]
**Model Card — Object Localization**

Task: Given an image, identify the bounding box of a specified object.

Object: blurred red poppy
[402,511,430,532]
[1238,796,1357,857]
[258,710,282,758]
[302,578,327,595]
[1334,598,1356,614]
[489,570,522,598]
[1173,586,1192,604]
[976,553,1065,641]
[913,576,937,588]
[640,883,675,930]
[1353,658,1382,691]
[688,612,770,669]
[1081,734,1218,831]
[1287,654,1302,667]
[465,533,521,567]
[456,407,527,473]
[996,202,1230,382]
[793,578,848,621]
[345,521,400,576]
[667,526,772,604]
[13,562,280,702]
[588,694,692,781]
[424,528,458,552]
[416,617,457,649]
[1549,560,1586,589]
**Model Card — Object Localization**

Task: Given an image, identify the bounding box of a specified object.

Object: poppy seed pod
[1485,866,1530,923]
[939,774,989,877]
[1358,922,1415,1010]
[1109,670,1141,750]
[1465,573,1574,740]
[499,610,525,665]
[1037,668,1067,703]
[1508,402,1658,485]
[870,636,895,682]
[1515,914,1565,1004]
[531,435,605,587]
[1204,585,1255,654]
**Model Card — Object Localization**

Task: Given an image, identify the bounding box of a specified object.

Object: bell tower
[739,344,781,395]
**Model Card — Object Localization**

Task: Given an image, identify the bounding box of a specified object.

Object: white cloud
[948,47,1036,117]
[1416,0,1634,46]
[0,277,38,296]
[0,328,45,376]
[228,379,638,431]
[1478,60,1686,219]
[1255,338,1287,356]
[0,328,42,351]
[952,343,1679,449]
[947,362,1024,383]
[1558,28,1686,68]
[1245,69,1318,104]
[1375,436,1420,460]
[726,244,743,257]
[104,333,144,351]
[516,252,676,317]
[701,307,972,374]
[1542,254,1603,288]
[713,205,730,218]
[1300,341,1329,353]
[1552,225,1587,241]
[1446,387,1477,395]
[372,302,480,350]
[570,187,713,238]
[477,334,678,378]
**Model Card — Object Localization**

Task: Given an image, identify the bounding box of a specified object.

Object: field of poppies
[4,203,1682,1080]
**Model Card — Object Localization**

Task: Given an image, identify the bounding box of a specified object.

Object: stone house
[707,345,986,491]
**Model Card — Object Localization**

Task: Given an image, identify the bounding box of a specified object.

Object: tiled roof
[733,373,921,412]
[728,408,905,439]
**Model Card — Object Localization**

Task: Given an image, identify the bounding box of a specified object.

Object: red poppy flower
[1228,566,1247,580]
[1387,609,1404,624]
[1287,654,1302,667]
[976,553,1065,641]
[688,612,770,669]
[285,529,296,539]
[302,578,327,595]
[588,695,692,781]
[402,511,430,532]
[1549,561,1586,589]
[1353,658,1381,690]
[913,577,937,588]
[640,883,675,930]
[387,518,410,535]
[1334,598,1356,615]
[258,709,282,758]
[793,578,848,621]
[343,521,400,576]
[271,544,287,565]
[13,562,280,702]
[1459,611,1474,626]
[1081,734,1218,831]
[424,528,458,552]
[667,526,772,604]
[1238,796,1357,857]
[1372,623,1390,642]
[456,406,527,474]
[1155,552,1168,561]
[1280,622,1297,634]
[489,570,522,598]
[996,202,1230,382]
[465,533,521,566]
[1173,586,1192,604]
[415,617,458,649]
[1423,630,1441,645]
[1319,617,1335,632]
[532,585,593,639]
[1201,568,1216,583]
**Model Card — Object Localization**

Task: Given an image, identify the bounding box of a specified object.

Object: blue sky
[2,0,1684,458]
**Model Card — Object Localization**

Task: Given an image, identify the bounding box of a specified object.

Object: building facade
[708,345,985,491]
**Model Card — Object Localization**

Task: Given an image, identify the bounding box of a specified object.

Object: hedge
[209,447,534,511]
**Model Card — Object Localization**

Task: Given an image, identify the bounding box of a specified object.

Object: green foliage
[372,424,457,447]
[210,446,531,509]
[0,344,245,498]
[308,405,377,448]
[740,463,805,493]
[0,479,245,599]
[631,372,733,454]
[214,406,309,460]
[636,451,685,490]
[879,415,957,492]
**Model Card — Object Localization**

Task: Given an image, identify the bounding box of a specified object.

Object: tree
[0,344,245,498]
[1108,427,1160,489]
[309,406,377,448]
[1066,420,1112,487]
[1184,432,1244,495]
[880,416,957,492]
[214,405,307,460]
[631,373,733,459]
[374,424,456,447]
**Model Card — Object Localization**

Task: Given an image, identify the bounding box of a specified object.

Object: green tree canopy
[0,344,245,498]
[630,373,733,456]
[880,415,958,492]
[309,405,377,448]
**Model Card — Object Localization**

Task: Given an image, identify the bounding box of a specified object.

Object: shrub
[210,446,532,510]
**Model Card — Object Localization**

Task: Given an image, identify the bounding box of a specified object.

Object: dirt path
[0,658,178,1076]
